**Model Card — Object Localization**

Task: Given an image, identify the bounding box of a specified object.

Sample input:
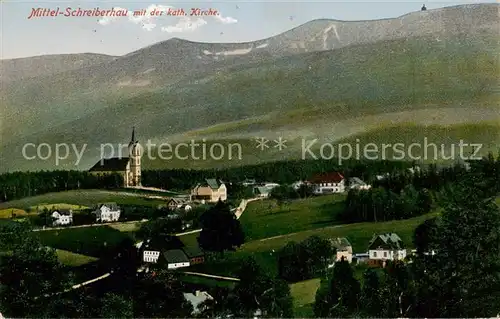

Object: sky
[0,0,495,59]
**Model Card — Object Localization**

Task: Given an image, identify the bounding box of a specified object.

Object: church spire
[130,126,136,143]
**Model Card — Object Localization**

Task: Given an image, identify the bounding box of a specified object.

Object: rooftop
[164,249,190,264]
[89,158,129,172]
[309,172,344,184]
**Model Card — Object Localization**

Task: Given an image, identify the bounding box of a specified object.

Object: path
[181,271,240,282]
[35,273,111,299]
[258,224,343,242]
[175,197,259,237]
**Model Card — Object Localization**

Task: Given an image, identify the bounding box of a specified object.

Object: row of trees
[341,185,433,223]
[2,152,500,205]
[314,173,500,317]
[0,171,123,202]
[0,158,412,203]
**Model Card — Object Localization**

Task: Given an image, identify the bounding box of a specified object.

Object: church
[89,128,142,187]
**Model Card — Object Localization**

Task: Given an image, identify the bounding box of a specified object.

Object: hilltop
[0,3,498,172]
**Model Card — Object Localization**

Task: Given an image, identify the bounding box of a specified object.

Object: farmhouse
[183,291,213,315]
[167,198,193,213]
[88,127,141,187]
[182,245,205,265]
[308,172,346,194]
[191,179,227,203]
[51,210,73,226]
[92,202,121,222]
[368,233,407,266]
[164,249,190,269]
[330,237,353,263]
[348,177,371,190]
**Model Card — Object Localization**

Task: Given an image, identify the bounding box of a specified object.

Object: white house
[330,237,353,263]
[51,210,73,226]
[143,250,161,263]
[93,202,121,222]
[183,291,213,315]
[164,249,190,269]
[261,182,280,189]
[254,186,271,198]
[348,177,371,190]
[307,172,346,194]
[368,233,407,262]
[292,181,305,190]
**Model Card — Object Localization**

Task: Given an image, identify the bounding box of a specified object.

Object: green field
[36,226,131,258]
[0,189,169,210]
[187,212,436,278]
[240,195,345,241]
[55,249,99,267]
[290,278,321,318]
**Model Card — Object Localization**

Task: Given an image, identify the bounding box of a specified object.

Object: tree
[314,258,360,317]
[233,257,293,318]
[419,177,500,317]
[359,268,381,316]
[133,270,193,317]
[0,222,72,317]
[197,200,244,255]
[136,217,183,241]
[98,293,133,318]
[413,217,438,255]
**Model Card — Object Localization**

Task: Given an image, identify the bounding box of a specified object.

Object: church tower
[128,127,142,186]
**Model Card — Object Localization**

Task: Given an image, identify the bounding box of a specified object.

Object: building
[167,198,193,212]
[143,249,161,263]
[292,181,306,190]
[183,291,213,315]
[164,249,190,269]
[348,177,371,190]
[254,186,271,198]
[88,127,142,187]
[330,237,353,263]
[308,172,346,194]
[92,202,121,222]
[51,210,73,226]
[182,245,205,265]
[191,179,227,203]
[368,233,407,266]
[261,182,280,189]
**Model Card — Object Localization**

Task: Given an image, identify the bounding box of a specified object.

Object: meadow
[0,189,169,210]
[186,211,436,278]
[36,226,131,258]
[239,195,346,241]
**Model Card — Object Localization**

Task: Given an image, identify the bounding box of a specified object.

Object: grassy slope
[36,226,131,258]
[3,33,498,172]
[186,212,436,278]
[141,122,500,169]
[55,249,99,267]
[240,195,345,241]
[0,189,169,210]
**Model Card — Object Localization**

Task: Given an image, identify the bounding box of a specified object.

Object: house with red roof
[307,172,346,194]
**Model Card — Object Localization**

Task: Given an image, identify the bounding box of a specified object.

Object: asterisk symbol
[255,137,269,151]
[273,137,287,151]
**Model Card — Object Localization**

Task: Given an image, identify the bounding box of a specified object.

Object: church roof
[89,158,129,172]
